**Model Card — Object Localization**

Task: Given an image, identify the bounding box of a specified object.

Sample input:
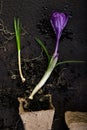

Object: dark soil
[0,0,87,130]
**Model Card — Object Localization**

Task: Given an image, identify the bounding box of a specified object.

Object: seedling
[29,12,85,99]
[29,12,69,99]
[14,18,26,83]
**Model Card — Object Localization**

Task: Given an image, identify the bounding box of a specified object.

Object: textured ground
[0,0,87,130]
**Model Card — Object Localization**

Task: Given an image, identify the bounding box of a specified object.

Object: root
[0,18,14,49]
[23,49,43,62]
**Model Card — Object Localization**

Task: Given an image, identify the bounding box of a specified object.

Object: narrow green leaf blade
[56,60,86,67]
[35,37,50,62]
[14,18,21,51]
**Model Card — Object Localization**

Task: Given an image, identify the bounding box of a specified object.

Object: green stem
[18,51,26,82]
[29,54,58,100]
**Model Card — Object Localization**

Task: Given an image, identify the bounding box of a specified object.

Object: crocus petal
[50,12,68,56]
[50,12,68,37]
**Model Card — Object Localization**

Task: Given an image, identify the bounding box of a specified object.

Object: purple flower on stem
[50,12,68,56]
[29,12,68,99]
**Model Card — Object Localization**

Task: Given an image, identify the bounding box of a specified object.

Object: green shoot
[35,37,51,62]
[14,18,21,51]
[14,18,25,83]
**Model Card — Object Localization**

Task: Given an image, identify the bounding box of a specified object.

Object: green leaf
[35,37,51,62]
[14,18,21,51]
[56,60,86,67]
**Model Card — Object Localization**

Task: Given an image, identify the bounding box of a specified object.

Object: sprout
[14,18,26,83]
[29,12,68,99]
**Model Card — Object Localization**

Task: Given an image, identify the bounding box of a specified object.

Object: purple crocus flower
[50,12,68,55]
[29,12,68,100]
